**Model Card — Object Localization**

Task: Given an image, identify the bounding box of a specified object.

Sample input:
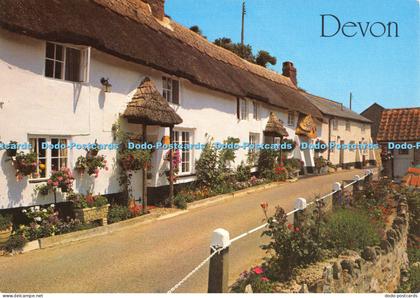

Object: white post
[208,229,230,293]
[293,197,307,227]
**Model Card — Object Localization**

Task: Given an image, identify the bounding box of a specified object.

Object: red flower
[260,277,269,282]
[260,202,268,210]
[252,267,264,275]
[294,227,300,232]
[287,223,293,230]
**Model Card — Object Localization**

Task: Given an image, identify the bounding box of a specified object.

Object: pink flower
[261,277,269,282]
[95,169,99,174]
[252,267,264,275]
[47,179,53,185]
[53,182,59,187]
[57,176,63,181]
[105,167,109,171]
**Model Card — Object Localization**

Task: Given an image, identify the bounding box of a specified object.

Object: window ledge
[29,178,48,184]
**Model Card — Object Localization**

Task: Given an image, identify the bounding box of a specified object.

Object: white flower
[22,209,27,213]
[50,204,55,208]
[42,209,47,213]
[34,206,40,211]
[30,207,34,212]
[35,217,42,222]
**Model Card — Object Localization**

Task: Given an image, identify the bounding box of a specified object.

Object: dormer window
[162,76,180,105]
[44,42,90,82]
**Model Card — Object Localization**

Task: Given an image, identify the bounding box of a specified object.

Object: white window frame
[173,129,193,175]
[249,132,260,154]
[332,119,338,131]
[345,121,351,131]
[287,111,295,126]
[29,136,70,181]
[252,101,260,120]
[240,98,248,120]
[44,41,90,83]
[162,76,180,105]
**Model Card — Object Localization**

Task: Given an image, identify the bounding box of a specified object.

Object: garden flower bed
[231,177,416,293]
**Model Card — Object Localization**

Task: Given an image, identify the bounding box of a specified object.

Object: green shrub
[174,195,188,210]
[230,266,274,293]
[108,205,131,224]
[323,209,381,253]
[236,162,251,182]
[258,149,278,180]
[0,213,12,230]
[3,234,27,252]
[196,139,222,187]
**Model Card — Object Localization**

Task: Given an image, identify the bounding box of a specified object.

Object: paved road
[0,169,367,293]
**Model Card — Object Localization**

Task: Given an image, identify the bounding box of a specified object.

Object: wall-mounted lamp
[100,77,112,93]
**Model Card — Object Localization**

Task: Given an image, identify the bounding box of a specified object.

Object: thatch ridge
[123,77,183,126]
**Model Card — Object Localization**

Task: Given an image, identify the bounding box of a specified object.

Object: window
[345,121,351,131]
[45,42,90,82]
[173,130,193,174]
[29,137,69,179]
[162,76,180,104]
[349,140,356,151]
[361,124,366,133]
[287,111,295,126]
[332,119,338,131]
[237,98,248,120]
[252,101,260,120]
[249,133,260,154]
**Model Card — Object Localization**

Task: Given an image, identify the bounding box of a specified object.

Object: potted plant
[0,214,12,246]
[13,151,38,181]
[69,193,110,225]
[314,156,329,174]
[6,141,18,157]
[47,167,75,193]
[75,153,108,178]
[119,150,151,171]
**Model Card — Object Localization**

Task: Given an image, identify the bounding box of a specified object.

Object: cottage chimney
[142,0,165,20]
[282,61,297,86]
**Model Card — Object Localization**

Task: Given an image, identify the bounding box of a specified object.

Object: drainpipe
[327,117,332,161]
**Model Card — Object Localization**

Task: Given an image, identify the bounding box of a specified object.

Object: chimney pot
[142,0,165,20]
[282,61,297,86]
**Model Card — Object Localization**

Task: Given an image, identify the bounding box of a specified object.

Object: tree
[213,37,277,68]
[189,25,206,39]
[256,50,277,67]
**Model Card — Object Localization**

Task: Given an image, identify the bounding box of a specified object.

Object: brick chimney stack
[282,61,297,86]
[142,0,165,20]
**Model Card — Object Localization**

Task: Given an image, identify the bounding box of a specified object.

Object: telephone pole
[241,0,246,47]
[349,92,352,110]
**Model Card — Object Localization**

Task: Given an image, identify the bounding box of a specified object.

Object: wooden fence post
[208,228,230,293]
[293,197,307,227]
[332,182,342,207]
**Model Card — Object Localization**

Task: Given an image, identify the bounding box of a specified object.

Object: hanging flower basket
[314,139,328,153]
[13,151,38,181]
[6,141,18,157]
[119,150,151,171]
[281,139,297,152]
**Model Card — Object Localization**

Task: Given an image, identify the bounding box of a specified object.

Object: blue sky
[166,0,419,113]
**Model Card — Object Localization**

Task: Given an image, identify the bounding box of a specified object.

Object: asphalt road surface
[0,169,367,293]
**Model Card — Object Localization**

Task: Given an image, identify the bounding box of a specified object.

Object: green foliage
[213,37,276,68]
[283,158,302,173]
[13,151,38,179]
[258,149,279,179]
[0,213,12,230]
[67,193,109,209]
[189,25,206,38]
[230,266,274,293]
[261,207,324,280]
[3,234,27,252]
[255,50,277,67]
[236,162,251,182]
[108,205,131,224]
[195,138,221,187]
[75,154,107,176]
[174,195,188,210]
[323,209,381,253]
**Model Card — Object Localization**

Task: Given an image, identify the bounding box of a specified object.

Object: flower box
[74,204,110,226]
[0,226,12,246]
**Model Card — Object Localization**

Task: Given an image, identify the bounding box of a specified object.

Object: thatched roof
[123,77,183,126]
[0,0,322,119]
[264,112,288,137]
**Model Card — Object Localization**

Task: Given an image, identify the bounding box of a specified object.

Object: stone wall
[279,196,409,293]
